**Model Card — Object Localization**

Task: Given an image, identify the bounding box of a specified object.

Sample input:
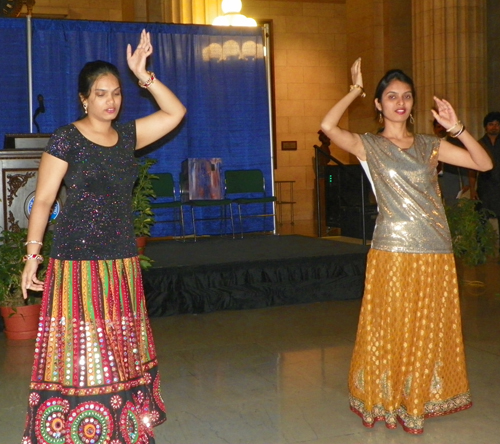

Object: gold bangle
[138,71,155,88]
[449,123,465,138]
[24,240,43,246]
[446,120,462,133]
[350,84,366,98]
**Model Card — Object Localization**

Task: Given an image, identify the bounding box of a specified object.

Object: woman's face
[81,73,122,121]
[375,79,414,123]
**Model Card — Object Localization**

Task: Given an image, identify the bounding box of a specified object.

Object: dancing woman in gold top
[320,58,492,434]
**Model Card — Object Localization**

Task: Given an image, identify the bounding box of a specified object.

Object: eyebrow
[95,87,121,92]
[385,90,412,94]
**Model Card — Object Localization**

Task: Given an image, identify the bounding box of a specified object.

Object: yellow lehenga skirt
[348,249,471,434]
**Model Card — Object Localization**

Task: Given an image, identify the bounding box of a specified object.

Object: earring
[378,112,384,124]
[83,103,88,114]
[410,113,415,125]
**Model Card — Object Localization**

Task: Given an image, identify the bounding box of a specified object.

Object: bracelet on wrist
[349,84,366,98]
[138,71,155,89]
[449,122,466,138]
[446,120,462,134]
[23,254,44,263]
[24,240,43,246]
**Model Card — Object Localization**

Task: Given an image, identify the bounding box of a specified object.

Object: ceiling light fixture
[212,0,257,27]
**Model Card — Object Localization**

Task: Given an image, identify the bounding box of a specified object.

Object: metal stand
[275,180,295,225]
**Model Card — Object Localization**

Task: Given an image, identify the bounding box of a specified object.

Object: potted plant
[0,228,52,340]
[132,157,158,269]
[445,198,498,266]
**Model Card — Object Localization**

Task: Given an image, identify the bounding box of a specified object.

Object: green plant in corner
[0,228,53,308]
[132,157,158,270]
[132,157,158,238]
[445,198,498,266]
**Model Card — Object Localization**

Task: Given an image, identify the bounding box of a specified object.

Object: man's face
[485,120,500,138]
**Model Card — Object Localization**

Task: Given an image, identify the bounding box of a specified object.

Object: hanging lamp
[212,0,257,27]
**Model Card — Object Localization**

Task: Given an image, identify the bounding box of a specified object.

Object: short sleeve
[44,125,73,161]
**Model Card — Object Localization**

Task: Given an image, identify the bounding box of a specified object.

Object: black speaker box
[324,164,377,238]
[339,205,378,239]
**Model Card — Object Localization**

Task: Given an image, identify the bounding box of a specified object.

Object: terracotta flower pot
[0,304,41,340]
[136,236,148,255]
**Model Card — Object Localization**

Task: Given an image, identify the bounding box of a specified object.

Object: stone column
[346,0,412,139]
[412,0,487,138]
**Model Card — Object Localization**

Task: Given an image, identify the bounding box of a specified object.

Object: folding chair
[186,198,234,241]
[150,173,185,240]
[225,169,277,238]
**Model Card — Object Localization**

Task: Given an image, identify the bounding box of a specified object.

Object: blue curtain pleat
[0,18,29,139]
[0,19,272,236]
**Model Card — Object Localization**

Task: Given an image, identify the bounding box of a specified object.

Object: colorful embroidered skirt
[22,257,166,444]
[348,249,471,434]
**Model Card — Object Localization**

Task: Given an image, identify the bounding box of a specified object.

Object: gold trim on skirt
[348,249,471,434]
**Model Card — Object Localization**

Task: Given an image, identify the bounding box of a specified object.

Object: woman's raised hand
[431,97,459,130]
[127,29,153,78]
[351,58,363,87]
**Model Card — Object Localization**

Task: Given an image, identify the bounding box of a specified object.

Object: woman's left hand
[127,29,153,78]
[431,97,459,131]
[351,57,363,88]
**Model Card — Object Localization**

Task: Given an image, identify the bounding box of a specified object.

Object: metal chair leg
[229,204,235,238]
[238,204,244,238]
[179,206,186,241]
[191,206,197,242]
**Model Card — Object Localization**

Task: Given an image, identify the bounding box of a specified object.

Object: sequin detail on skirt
[348,249,471,434]
[22,257,166,444]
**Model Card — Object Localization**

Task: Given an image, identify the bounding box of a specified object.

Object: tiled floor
[1,223,499,443]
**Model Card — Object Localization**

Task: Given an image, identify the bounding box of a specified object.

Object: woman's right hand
[21,260,45,300]
[351,57,363,87]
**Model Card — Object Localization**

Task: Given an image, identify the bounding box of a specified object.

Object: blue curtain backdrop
[0,18,272,236]
[0,19,29,136]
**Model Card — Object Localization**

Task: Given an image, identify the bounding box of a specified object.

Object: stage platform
[142,235,369,317]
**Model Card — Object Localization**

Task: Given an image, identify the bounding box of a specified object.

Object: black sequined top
[45,121,139,260]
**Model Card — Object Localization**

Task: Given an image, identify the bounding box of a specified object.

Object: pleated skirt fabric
[22,257,166,444]
[348,249,471,434]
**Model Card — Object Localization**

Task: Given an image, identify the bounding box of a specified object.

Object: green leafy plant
[132,158,158,238]
[138,254,154,271]
[445,198,498,266]
[0,228,53,308]
[132,157,158,270]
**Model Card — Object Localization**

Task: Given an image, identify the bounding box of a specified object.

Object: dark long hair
[78,60,121,99]
[374,69,416,103]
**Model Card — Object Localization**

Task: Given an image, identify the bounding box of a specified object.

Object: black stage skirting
[142,235,370,317]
